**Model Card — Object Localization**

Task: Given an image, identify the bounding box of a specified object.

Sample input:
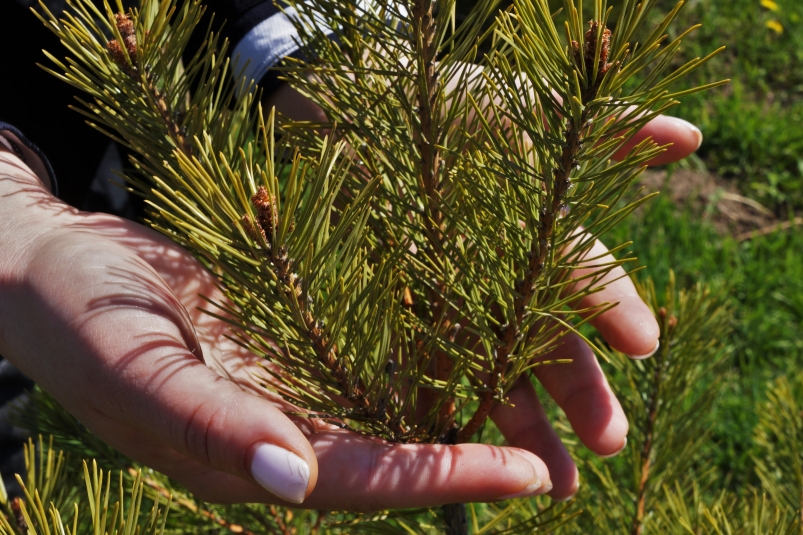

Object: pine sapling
[33,0,725,531]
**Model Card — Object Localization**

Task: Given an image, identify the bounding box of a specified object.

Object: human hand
[0,150,555,509]
[267,82,700,500]
[0,97,699,508]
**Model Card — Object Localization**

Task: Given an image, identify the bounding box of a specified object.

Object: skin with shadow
[0,90,700,506]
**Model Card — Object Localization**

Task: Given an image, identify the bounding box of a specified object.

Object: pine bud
[106,40,127,68]
[241,214,267,244]
[668,315,678,330]
[582,21,611,76]
[107,13,138,72]
[252,186,278,241]
[572,20,618,101]
[115,13,135,39]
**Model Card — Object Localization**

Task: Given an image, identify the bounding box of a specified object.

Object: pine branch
[105,11,389,428]
[247,185,404,435]
[410,0,459,432]
[34,1,732,530]
[630,309,674,535]
[563,274,731,533]
[104,12,192,154]
[753,373,803,532]
[457,18,608,443]
[128,468,256,535]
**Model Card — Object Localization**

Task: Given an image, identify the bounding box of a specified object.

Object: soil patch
[635,168,779,239]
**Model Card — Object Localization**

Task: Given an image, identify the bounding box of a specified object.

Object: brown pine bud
[107,13,138,72]
[11,498,27,533]
[599,27,611,65]
[668,315,678,330]
[114,13,135,39]
[252,186,278,240]
[583,21,611,74]
[106,39,126,67]
[575,20,616,102]
[241,214,267,243]
[124,34,138,58]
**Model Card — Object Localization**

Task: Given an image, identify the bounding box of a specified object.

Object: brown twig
[311,511,326,534]
[249,188,406,437]
[456,114,582,442]
[146,76,192,154]
[630,308,673,535]
[108,11,403,439]
[269,505,293,535]
[630,362,660,535]
[457,19,614,444]
[106,13,191,155]
[735,217,803,242]
[131,468,254,535]
[410,0,457,430]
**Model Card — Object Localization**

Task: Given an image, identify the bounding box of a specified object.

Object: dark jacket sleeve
[0,122,58,196]
[0,0,113,208]
[3,0,309,210]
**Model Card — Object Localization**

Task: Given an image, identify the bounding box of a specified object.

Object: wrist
[263,82,327,123]
[0,153,70,282]
[0,126,55,194]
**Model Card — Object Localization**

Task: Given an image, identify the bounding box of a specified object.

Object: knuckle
[179,392,237,471]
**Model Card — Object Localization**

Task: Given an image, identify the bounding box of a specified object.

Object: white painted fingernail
[250,443,310,504]
[497,478,545,500]
[690,123,703,150]
[600,437,628,459]
[672,117,703,150]
[628,340,660,360]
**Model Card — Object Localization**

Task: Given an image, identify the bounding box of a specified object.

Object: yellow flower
[761,0,779,11]
[766,19,784,33]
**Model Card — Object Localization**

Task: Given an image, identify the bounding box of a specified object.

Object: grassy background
[653,0,803,212]
[600,0,803,499]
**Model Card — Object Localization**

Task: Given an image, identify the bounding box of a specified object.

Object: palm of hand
[0,197,550,506]
[1,109,697,507]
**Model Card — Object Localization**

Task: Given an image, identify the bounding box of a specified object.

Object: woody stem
[411,0,456,428]
[456,113,584,443]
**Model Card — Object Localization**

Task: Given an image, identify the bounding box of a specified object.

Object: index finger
[303,432,551,511]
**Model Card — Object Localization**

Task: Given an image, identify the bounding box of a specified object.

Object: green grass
[603,187,803,494]
[612,0,803,494]
[652,0,803,212]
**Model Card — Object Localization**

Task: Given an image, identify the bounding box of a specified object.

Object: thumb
[121,352,319,504]
[11,230,318,504]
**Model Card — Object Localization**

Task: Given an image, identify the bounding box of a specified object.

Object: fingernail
[673,117,703,150]
[628,340,660,360]
[497,479,543,500]
[690,123,703,150]
[250,443,310,504]
[496,452,550,500]
[600,437,628,459]
[555,482,579,502]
